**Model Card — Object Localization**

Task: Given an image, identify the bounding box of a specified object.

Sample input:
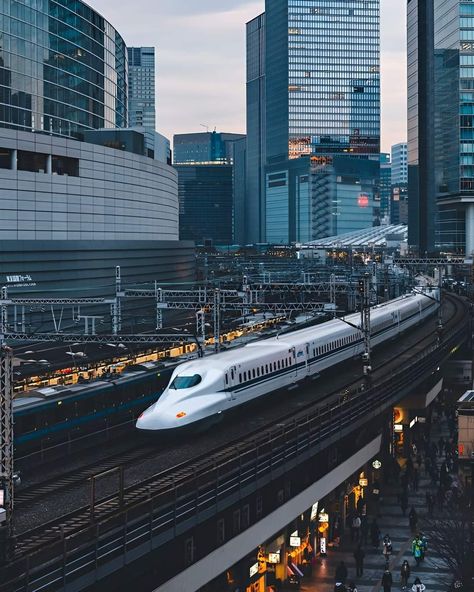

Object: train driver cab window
[169,375,202,389]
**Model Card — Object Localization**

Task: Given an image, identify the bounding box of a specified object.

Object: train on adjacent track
[136,289,440,433]
[13,362,177,456]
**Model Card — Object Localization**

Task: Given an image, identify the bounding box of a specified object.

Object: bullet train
[136,288,439,433]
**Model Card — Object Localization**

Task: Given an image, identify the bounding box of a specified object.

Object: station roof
[302,225,408,249]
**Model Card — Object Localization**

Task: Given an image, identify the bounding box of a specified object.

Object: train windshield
[169,375,202,389]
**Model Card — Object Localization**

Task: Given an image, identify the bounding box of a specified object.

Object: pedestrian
[371,519,381,548]
[406,457,414,484]
[360,516,369,546]
[335,560,348,584]
[382,569,393,592]
[382,534,392,567]
[353,545,365,577]
[347,581,357,592]
[419,532,428,560]
[425,492,434,517]
[412,536,422,567]
[334,583,346,592]
[351,514,362,542]
[408,506,418,532]
[400,560,411,590]
[425,455,431,476]
[438,436,444,456]
[411,577,426,592]
[413,468,419,492]
[400,490,409,516]
[400,472,409,491]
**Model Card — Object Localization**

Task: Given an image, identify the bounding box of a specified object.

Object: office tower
[391,143,408,185]
[246,13,266,244]
[0,1,193,305]
[174,132,246,245]
[246,0,381,244]
[173,132,244,165]
[408,0,474,254]
[265,0,380,162]
[128,47,156,129]
[380,154,392,222]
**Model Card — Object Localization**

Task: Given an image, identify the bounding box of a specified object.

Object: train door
[226,366,237,401]
[294,344,310,378]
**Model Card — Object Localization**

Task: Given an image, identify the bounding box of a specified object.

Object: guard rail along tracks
[0,294,469,592]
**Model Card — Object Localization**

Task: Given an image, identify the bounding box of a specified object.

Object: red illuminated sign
[357,193,369,208]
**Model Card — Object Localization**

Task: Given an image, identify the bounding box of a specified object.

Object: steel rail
[0,296,468,591]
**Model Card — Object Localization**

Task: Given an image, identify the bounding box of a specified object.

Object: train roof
[175,291,434,373]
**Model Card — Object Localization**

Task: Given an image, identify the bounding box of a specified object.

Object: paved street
[299,415,454,592]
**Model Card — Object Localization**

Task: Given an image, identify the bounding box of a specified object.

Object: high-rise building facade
[128,47,156,129]
[245,13,266,244]
[246,1,381,244]
[407,0,436,254]
[266,0,380,162]
[174,131,246,245]
[380,153,392,222]
[0,0,128,137]
[391,143,408,185]
[408,0,474,254]
[0,1,194,307]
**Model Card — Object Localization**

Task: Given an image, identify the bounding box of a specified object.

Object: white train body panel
[136,289,439,432]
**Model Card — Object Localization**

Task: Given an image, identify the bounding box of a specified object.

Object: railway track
[13,294,463,522]
[10,294,466,553]
[0,292,466,592]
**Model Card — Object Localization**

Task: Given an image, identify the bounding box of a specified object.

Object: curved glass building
[0,0,128,138]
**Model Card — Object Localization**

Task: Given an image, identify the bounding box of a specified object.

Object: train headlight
[176,411,187,419]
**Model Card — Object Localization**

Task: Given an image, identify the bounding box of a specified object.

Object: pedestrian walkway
[299,416,453,592]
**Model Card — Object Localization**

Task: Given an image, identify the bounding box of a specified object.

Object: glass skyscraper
[247,0,381,244]
[266,0,380,162]
[408,0,474,255]
[0,0,128,138]
[128,47,156,130]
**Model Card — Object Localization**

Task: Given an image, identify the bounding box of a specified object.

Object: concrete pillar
[10,149,17,171]
[46,154,52,175]
[466,203,474,256]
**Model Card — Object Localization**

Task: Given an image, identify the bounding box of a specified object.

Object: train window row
[311,332,358,358]
[15,374,166,437]
[226,356,294,387]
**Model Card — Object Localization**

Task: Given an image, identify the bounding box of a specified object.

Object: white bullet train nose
[136,407,158,431]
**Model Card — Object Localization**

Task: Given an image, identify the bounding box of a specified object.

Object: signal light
[176,411,187,419]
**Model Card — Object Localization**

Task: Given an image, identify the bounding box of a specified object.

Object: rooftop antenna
[200,124,209,133]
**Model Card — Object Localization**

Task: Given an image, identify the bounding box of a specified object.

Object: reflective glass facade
[176,164,234,245]
[409,0,474,254]
[246,13,266,243]
[435,0,472,251]
[128,46,155,130]
[266,0,380,161]
[0,0,128,138]
[407,0,436,253]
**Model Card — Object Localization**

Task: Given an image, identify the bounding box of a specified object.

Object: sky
[92,0,407,154]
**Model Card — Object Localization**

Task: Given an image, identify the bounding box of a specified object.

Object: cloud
[91,0,406,152]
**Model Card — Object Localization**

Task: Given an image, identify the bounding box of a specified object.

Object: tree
[423,505,473,591]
